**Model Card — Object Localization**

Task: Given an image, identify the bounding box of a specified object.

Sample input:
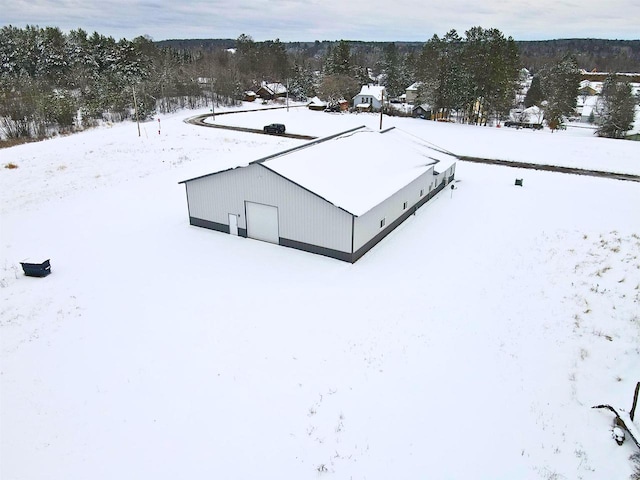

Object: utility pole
[379,89,384,130]
[132,85,141,137]
[210,75,215,120]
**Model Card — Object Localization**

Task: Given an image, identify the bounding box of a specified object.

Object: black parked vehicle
[263,123,286,134]
[504,121,543,130]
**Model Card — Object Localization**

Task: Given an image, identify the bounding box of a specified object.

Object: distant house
[572,71,640,127]
[353,85,386,110]
[244,91,257,102]
[179,126,457,263]
[405,82,423,105]
[505,105,545,129]
[578,80,600,97]
[256,82,287,100]
[412,104,432,120]
[307,96,326,111]
[576,95,599,122]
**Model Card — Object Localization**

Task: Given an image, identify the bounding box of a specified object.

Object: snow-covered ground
[204,105,640,175]
[1,104,639,479]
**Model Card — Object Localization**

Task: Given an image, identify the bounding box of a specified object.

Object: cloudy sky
[3,0,639,42]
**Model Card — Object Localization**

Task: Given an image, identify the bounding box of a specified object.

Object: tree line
[517,39,640,74]
[1,25,638,143]
[0,25,223,140]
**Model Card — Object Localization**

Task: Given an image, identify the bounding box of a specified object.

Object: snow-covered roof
[307,96,326,106]
[579,80,603,94]
[580,69,640,78]
[406,82,423,91]
[182,126,456,217]
[355,85,386,101]
[258,126,456,216]
[260,81,287,95]
[579,78,640,96]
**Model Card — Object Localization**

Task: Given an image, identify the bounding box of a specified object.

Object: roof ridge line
[250,125,368,165]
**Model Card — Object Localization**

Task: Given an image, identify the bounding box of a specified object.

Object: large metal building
[179,126,456,263]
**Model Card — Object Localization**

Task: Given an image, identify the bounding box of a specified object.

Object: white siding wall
[185,164,354,253]
[353,167,438,251]
[353,95,382,109]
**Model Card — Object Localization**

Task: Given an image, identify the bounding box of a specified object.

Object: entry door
[228,214,238,236]
[245,201,279,244]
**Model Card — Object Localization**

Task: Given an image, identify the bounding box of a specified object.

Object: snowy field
[203,104,640,175]
[1,104,639,479]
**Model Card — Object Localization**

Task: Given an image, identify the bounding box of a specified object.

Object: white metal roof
[261,127,457,216]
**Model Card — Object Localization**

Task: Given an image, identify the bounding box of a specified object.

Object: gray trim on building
[190,216,247,237]
[190,217,229,233]
[279,238,353,263]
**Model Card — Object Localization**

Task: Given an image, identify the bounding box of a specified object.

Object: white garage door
[245,201,279,244]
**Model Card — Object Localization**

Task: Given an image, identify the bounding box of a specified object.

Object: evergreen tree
[381,43,403,98]
[66,29,94,91]
[415,35,440,106]
[258,39,290,81]
[400,51,418,94]
[0,26,21,77]
[236,34,258,79]
[325,40,351,76]
[288,62,315,100]
[524,75,543,107]
[595,74,636,138]
[539,55,580,131]
[464,27,519,125]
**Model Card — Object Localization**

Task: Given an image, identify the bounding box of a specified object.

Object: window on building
[380,218,386,228]
[403,201,408,210]
[420,189,424,197]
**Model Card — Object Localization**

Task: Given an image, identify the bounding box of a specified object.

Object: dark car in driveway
[263,123,286,134]
[504,121,543,130]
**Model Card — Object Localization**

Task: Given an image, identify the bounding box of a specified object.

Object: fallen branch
[631,382,640,422]
[592,404,640,450]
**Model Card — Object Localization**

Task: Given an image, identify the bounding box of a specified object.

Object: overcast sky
[2,0,639,42]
